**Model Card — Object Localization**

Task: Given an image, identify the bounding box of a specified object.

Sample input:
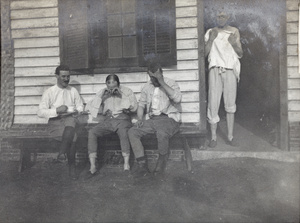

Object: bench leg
[182,136,193,172]
[18,147,25,173]
[18,144,34,173]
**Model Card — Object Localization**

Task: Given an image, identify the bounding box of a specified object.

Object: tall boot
[122,152,130,171]
[57,126,75,161]
[132,156,150,178]
[153,153,168,175]
[89,152,97,174]
[67,143,77,180]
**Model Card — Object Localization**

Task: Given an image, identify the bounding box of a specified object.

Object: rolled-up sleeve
[86,89,104,118]
[128,89,138,112]
[37,90,57,119]
[138,86,148,109]
[74,89,84,112]
[168,81,182,103]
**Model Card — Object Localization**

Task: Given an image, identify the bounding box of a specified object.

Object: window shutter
[138,0,176,67]
[59,0,89,70]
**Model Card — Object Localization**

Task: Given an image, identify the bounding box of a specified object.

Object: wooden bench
[6,124,206,173]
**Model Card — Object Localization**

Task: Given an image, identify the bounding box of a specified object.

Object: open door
[203,0,287,150]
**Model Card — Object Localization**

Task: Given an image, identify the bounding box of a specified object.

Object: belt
[150,113,168,119]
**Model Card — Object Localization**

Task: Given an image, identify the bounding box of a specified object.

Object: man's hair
[148,63,162,74]
[105,73,120,86]
[55,65,70,75]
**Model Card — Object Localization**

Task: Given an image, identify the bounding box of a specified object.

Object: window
[59,0,176,72]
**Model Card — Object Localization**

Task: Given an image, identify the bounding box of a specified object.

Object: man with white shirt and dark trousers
[37,65,84,179]
[205,11,243,148]
[128,63,182,178]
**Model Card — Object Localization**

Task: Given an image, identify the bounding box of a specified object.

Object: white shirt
[85,86,137,118]
[139,77,182,122]
[205,27,241,80]
[37,85,84,119]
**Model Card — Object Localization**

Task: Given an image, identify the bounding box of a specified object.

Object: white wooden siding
[12,0,200,124]
[287,0,300,122]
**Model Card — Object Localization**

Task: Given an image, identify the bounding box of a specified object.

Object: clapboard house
[0,0,299,162]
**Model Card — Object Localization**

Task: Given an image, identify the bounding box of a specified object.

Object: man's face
[106,78,118,90]
[56,70,70,88]
[148,70,161,87]
[217,12,229,28]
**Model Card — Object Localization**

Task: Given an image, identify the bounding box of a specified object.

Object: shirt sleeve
[138,85,148,109]
[37,89,57,119]
[85,89,104,118]
[73,88,84,112]
[204,29,212,43]
[167,80,182,104]
[119,87,138,113]
[127,89,138,112]
[233,29,242,59]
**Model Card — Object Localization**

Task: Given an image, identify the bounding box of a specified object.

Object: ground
[0,157,299,223]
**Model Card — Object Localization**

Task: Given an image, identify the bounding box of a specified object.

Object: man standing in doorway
[37,65,84,179]
[205,11,243,147]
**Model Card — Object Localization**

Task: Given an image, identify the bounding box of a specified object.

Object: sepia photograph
[0,0,299,222]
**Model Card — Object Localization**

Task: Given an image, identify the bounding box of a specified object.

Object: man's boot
[132,156,150,178]
[67,143,77,180]
[56,127,75,162]
[122,152,130,171]
[153,153,168,176]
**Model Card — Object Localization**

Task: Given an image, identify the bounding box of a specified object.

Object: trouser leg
[223,70,237,141]
[87,121,113,174]
[153,117,180,155]
[67,142,76,166]
[115,120,132,170]
[115,120,132,154]
[152,117,180,174]
[128,120,155,159]
[59,126,75,159]
[207,68,223,126]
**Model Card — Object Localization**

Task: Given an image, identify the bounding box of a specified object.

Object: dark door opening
[204,0,286,148]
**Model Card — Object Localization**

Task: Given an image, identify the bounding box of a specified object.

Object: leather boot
[153,153,168,175]
[132,156,150,178]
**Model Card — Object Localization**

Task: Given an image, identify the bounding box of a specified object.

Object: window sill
[70,66,148,75]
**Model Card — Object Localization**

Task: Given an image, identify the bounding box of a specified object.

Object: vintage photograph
[0,0,299,222]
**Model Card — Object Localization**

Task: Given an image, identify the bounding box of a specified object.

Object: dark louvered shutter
[59,0,89,70]
[138,0,176,67]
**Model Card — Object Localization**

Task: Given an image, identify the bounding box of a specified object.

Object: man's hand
[104,109,112,116]
[135,120,143,128]
[228,33,237,46]
[209,28,218,42]
[122,108,131,114]
[56,105,68,114]
[112,88,122,98]
[102,89,111,102]
[149,71,164,85]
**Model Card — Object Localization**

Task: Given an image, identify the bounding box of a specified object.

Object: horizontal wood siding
[286,0,300,150]
[12,0,200,124]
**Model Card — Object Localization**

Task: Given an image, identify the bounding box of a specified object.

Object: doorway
[203,0,286,149]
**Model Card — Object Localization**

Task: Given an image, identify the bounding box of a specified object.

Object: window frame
[58,0,177,74]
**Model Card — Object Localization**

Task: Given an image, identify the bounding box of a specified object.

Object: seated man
[85,74,137,175]
[128,63,182,178]
[37,65,84,179]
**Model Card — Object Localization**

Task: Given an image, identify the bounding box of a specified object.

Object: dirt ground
[0,157,299,223]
